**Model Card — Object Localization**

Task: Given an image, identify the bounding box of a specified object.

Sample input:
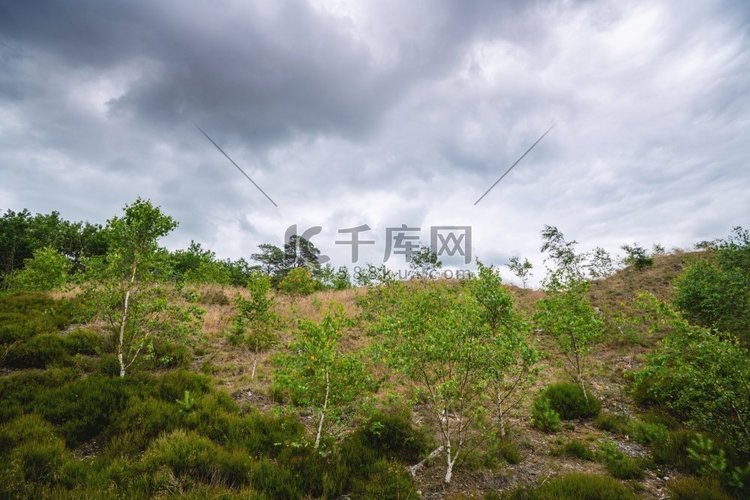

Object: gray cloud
[1,0,749,286]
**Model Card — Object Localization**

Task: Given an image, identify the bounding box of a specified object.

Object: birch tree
[230,271,277,378]
[86,199,201,377]
[273,309,372,449]
[471,262,538,437]
[373,284,498,484]
[534,282,602,401]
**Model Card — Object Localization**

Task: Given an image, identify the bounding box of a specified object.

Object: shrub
[483,434,522,467]
[668,477,731,500]
[505,472,635,499]
[198,288,230,306]
[531,396,560,433]
[351,408,434,464]
[597,441,646,480]
[143,430,251,488]
[0,415,73,496]
[278,267,316,296]
[0,368,80,421]
[5,334,68,368]
[5,247,71,292]
[674,226,750,345]
[33,374,144,446]
[627,419,668,446]
[557,439,595,461]
[0,414,59,455]
[632,295,750,455]
[64,328,102,355]
[653,429,704,473]
[104,398,181,457]
[594,411,629,434]
[542,382,600,420]
[349,459,418,499]
[249,458,301,498]
[157,370,212,402]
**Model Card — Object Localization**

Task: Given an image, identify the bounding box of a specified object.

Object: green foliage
[530,396,560,433]
[503,472,635,499]
[171,241,232,285]
[552,439,595,461]
[675,226,750,345]
[278,266,317,296]
[85,200,203,377]
[540,225,587,286]
[230,272,276,353]
[594,411,630,434]
[409,247,442,278]
[6,246,71,291]
[142,430,251,488]
[541,382,600,420]
[621,243,653,271]
[347,407,434,464]
[482,433,522,467]
[507,256,533,288]
[273,310,373,448]
[470,261,539,435]
[668,477,731,500]
[0,208,108,285]
[632,295,750,455]
[371,282,522,482]
[627,419,668,446]
[596,441,646,480]
[349,459,419,499]
[534,283,602,398]
[5,333,68,368]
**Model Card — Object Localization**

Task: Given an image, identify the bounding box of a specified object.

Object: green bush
[668,477,731,500]
[0,368,80,422]
[542,382,600,420]
[63,329,102,355]
[675,227,750,345]
[504,472,635,499]
[594,411,629,434]
[0,414,59,455]
[249,457,301,498]
[278,267,316,296]
[349,459,418,499]
[5,333,68,368]
[143,430,252,489]
[33,374,146,446]
[554,439,594,461]
[198,288,230,306]
[627,419,668,446]
[483,434,522,467]
[5,247,71,292]
[597,441,646,480]
[0,293,91,344]
[531,396,560,432]
[632,295,750,455]
[0,415,74,497]
[653,429,704,473]
[104,398,181,457]
[349,408,434,464]
[157,370,212,402]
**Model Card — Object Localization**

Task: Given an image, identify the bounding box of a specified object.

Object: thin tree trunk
[251,353,258,379]
[117,261,138,378]
[314,369,329,449]
[408,446,444,477]
[444,446,457,484]
[496,391,506,437]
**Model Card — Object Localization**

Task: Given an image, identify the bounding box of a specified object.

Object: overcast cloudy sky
[1,0,749,284]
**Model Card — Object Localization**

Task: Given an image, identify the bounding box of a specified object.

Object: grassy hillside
[1,248,747,499]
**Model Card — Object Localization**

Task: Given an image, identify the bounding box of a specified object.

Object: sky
[1,0,749,285]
